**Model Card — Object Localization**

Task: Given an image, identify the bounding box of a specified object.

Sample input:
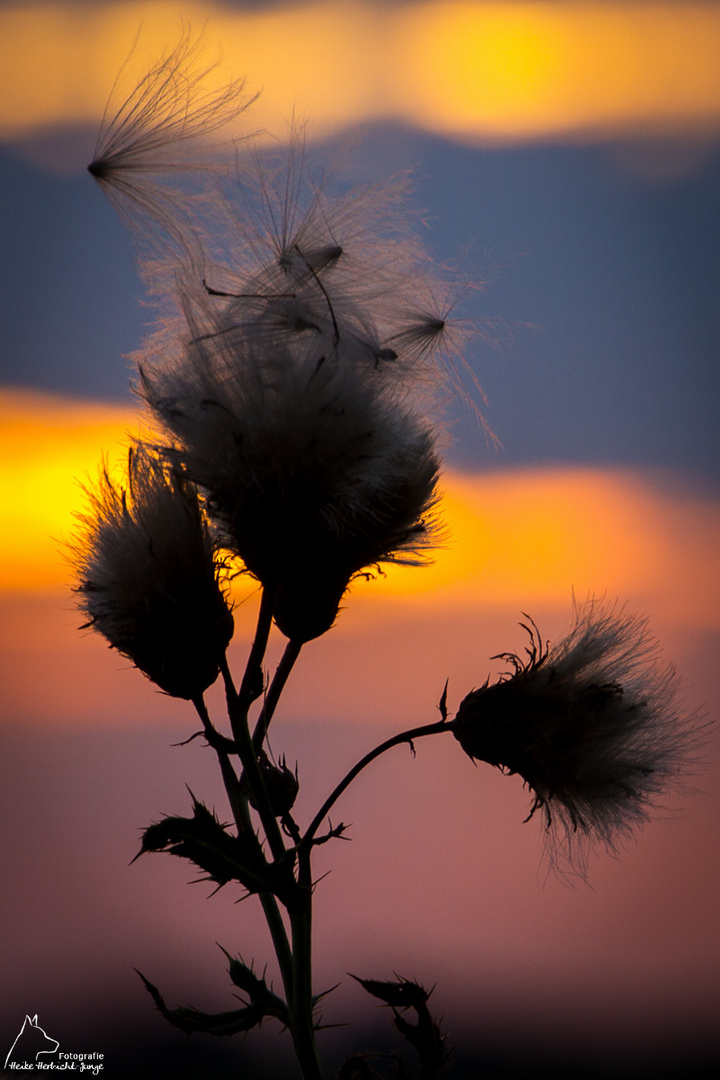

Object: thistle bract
[73,446,233,698]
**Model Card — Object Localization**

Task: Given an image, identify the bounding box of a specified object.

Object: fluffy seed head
[87,30,482,404]
[452,600,703,871]
[140,284,441,642]
[87,33,484,640]
[72,446,234,698]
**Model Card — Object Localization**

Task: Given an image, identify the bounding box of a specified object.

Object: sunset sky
[1,2,719,1077]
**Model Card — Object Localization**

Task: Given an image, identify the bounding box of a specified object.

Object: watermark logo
[3,1015,104,1073]
[4,1016,58,1070]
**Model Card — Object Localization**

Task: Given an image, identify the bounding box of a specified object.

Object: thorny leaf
[352,976,452,1079]
[136,971,268,1037]
[351,975,430,1010]
[218,946,289,1024]
[132,791,295,901]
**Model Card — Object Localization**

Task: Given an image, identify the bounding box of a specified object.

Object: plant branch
[253,637,303,752]
[198,607,323,1078]
[220,653,288,864]
[301,719,453,854]
[192,694,247,823]
[289,899,324,1080]
[258,891,295,1005]
[192,697,296,1029]
[238,584,276,711]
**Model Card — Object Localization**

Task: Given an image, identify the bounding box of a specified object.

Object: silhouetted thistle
[452,600,702,867]
[86,33,468,643]
[139,291,441,641]
[72,445,233,699]
[74,30,708,1080]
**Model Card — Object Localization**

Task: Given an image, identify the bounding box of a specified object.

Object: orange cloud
[2,1,720,146]
[0,388,134,591]
[396,1,720,141]
[1,388,717,630]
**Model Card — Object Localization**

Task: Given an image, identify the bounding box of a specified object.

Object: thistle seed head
[86,33,484,642]
[72,446,233,698]
[140,282,442,642]
[452,600,704,870]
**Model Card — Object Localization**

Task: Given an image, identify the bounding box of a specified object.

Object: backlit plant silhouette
[72,33,701,1080]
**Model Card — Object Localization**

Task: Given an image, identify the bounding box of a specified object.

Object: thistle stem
[192,694,248,826]
[301,719,452,853]
[199,617,323,1076]
[253,638,303,752]
[192,697,297,1026]
[288,899,324,1080]
[220,653,287,863]
[238,584,276,711]
[259,891,295,1008]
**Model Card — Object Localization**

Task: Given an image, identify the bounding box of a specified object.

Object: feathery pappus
[452,599,705,872]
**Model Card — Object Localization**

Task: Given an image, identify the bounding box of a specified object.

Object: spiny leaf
[132,793,294,899]
[217,945,289,1023]
[351,974,430,1010]
[135,970,267,1037]
[352,975,452,1079]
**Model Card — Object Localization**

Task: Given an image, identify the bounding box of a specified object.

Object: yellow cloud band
[2,1,720,144]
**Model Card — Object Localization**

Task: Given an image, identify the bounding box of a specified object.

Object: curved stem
[301,719,453,853]
[253,638,303,752]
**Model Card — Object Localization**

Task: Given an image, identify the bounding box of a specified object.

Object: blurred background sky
[1,2,719,1077]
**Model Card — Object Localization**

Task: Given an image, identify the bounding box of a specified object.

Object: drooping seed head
[452,600,704,871]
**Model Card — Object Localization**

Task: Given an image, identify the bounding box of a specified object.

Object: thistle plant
[72,35,703,1080]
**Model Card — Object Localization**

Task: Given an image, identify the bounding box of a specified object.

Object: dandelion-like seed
[72,446,234,699]
[88,29,255,255]
[452,600,702,868]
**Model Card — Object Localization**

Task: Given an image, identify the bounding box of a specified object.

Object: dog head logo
[4,1014,59,1069]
